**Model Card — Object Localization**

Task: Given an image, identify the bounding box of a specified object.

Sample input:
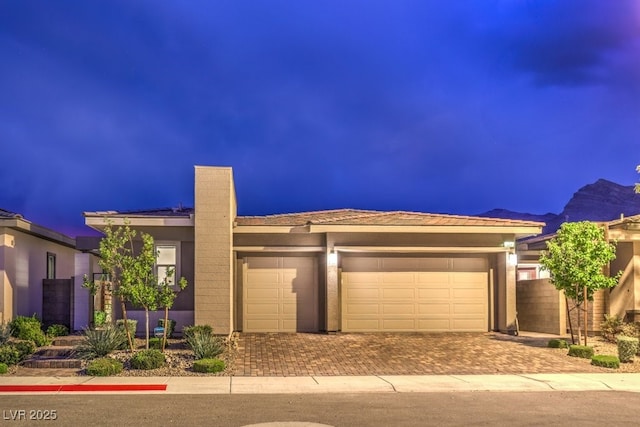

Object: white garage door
[243,256,318,332]
[342,256,488,332]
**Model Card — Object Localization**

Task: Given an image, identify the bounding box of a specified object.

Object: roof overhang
[84,214,194,232]
[0,218,76,248]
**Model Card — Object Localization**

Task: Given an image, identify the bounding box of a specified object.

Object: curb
[0,384,167,393]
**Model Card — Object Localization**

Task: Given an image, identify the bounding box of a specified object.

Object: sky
[1,0,639,237]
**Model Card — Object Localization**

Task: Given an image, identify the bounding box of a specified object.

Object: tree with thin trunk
[540,221,620,345]
[157,269,187,352]
[121,233,160,350]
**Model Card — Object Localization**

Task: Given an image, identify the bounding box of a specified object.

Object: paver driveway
[233,332,606,376]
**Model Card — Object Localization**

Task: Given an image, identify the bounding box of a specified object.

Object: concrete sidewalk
[2,373,640,394]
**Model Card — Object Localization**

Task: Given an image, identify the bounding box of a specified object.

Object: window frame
[155,242,180,287]
[46,252,56,279]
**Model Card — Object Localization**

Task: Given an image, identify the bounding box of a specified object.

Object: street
[1,391,638,426]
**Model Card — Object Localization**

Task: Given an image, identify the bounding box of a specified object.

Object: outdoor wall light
[503,241,515,249]
[327,250,338,267]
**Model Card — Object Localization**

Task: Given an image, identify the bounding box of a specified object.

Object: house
[0,208,99,330]
[84,166,543,335]
[516,214,640,335]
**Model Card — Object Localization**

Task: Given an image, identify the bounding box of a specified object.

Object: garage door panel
[342,256,488,332]
[418,303,450,315]
[382,319,416,330]
[382,288,415,299]
[382,304,415,315]
[245,303,279,315]
[418,288,451,299]
[417,318,452,330]
[245,319,280,331]
[345,303,378,315]
[246,288,279,300]
[346,288,379,299]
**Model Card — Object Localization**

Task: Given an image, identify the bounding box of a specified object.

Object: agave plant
[75,326,126,359]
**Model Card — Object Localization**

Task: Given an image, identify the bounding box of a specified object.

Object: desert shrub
[86,358,123,376]
[547,339,568,349]
[601,314,623,342]
[0,345,21,366]
[46,324,69,338]
[183,325,213,342]
[9,315,48,347]
[591,355,620,369]
[0,323,11,345]
[158,319,176,338]
[12,339,36,360]
[0,362,7,374]
[116,319,137,338]
[75,326,126,359]
[193,358,226,373]
[94,311,107,327]
[130,349,165,370]
[620,323,640,340]
[186,328,224,360]
[149,337,162,349]
[568,345,595,359]
[617,336,639,363]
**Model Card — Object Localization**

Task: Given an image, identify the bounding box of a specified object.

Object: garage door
[243,256,318,332]
[341,257,488,332]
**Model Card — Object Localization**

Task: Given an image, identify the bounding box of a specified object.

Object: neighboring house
[516,214,640,335]
[0,208,99,330]
[84,166,543,335]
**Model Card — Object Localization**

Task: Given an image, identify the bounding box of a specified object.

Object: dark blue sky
[1,1,639,237]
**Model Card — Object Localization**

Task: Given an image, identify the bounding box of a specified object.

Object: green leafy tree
[121,233,160,350]
[157,269,188,352]
[540,221,621,345]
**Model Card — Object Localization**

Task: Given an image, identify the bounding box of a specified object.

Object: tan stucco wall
[516,279,566,335]
[0,227,76,322]
[194,166,236,334]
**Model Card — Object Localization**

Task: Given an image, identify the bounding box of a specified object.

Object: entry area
[341,256,489,332]
[242,256,319,332]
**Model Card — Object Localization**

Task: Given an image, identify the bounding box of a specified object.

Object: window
[156,244,178,286]
[46,252,56,279]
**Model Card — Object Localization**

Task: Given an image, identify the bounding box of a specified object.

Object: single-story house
[516,214,640,335]
[84,166,543,335]
[0,208,99,330]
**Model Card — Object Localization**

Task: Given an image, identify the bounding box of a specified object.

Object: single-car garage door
[341,256,488,332]
[243,256,318,332]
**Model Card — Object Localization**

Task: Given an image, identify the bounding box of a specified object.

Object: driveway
[233,332,607,376]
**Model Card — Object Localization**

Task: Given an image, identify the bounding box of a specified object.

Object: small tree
[540,221,621,345]
[121,233,160,350]
[157,269,188,352]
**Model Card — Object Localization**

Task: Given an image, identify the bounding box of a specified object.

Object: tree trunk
[161,307,169,352]
[145,309,150,350]
[119,297,135,352]
[584,286,588,346]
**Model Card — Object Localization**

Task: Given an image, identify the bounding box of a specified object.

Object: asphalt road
[1,392,638,426]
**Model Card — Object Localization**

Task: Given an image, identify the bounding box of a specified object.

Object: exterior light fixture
[503,241,515,249]
[327,250,338,267]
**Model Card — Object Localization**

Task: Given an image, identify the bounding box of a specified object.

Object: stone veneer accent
[194,166,236,334]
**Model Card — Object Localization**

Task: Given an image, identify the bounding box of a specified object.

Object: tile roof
[0,208,22,219]
[85,207,544,228]
[236,209,544,227]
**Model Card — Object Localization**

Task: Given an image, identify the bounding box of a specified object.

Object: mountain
[479,179,640,234]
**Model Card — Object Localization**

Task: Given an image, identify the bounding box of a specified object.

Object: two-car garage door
[341,256,489,332]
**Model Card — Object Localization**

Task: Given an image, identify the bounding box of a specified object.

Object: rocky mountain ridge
[479,179,640,234]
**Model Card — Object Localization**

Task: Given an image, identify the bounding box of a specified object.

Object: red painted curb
[0,384,167,392]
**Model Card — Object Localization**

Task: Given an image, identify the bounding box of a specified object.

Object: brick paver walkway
[233,332,606,376]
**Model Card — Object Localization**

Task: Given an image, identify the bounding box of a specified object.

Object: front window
[46,252,56,279]
[156,244,177,286]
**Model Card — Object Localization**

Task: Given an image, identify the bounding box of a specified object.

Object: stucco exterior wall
[516,279,566,335]
[0,227,76,322]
